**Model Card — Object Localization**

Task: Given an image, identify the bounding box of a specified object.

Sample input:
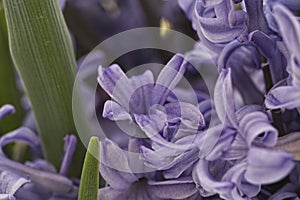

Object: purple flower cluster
[0,0,299,199]
[0,105,78,200]
[96,0,300,199]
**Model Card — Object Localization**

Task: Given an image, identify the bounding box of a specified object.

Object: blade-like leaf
[2,0,87,175]
[0,3,24,133]
[79,136,99,200]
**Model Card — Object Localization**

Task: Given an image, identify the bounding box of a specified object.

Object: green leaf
[2,0,87,175]
[79,136,99,200]
[0,3,25,133]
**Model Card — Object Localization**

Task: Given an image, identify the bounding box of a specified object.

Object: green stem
[3,0,86,176]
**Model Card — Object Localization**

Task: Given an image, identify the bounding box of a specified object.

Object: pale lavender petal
[265,86,300,109]
[204,128,235,161]
[129,70,154,114]
[98,65,134,108]
[135,114,191,150]
[0,105,15,121]
[0,171,29,197]
[199,0,223,7]
[127,138,153,176]
[98,187,130,200]
[164,102,205,130]
[153,54,186,105]
[100,179,157,200]
[163,148,199,179]
[140,144,186,170]
[272,4,300,56]
[239,111,278,147]
[245,147,295,184]
[148,177,197,200]
[192,160,233,196]
[221,162,260,199]
[214,68,238,128]
[25,160,56,173]
[100,139,138,190]
[102,100,132,121]
[0,194,14,200]
[0,157,75,194]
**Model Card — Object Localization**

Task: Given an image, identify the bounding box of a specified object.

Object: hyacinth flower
[98,139,199,200]
[178,0,287,85]
[98,54,187,123]
[179,0,248,53]
[0,105,78,200]
[192,68,297,199]
[265,4,300,112]
[98,54,209,199]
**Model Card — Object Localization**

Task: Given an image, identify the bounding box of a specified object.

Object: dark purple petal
[244,0,270,33]
[59,135,77,176]
[245,147,295,184]
[249,31,288,84]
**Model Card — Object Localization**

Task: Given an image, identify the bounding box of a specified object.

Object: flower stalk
[261,57,285,135]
